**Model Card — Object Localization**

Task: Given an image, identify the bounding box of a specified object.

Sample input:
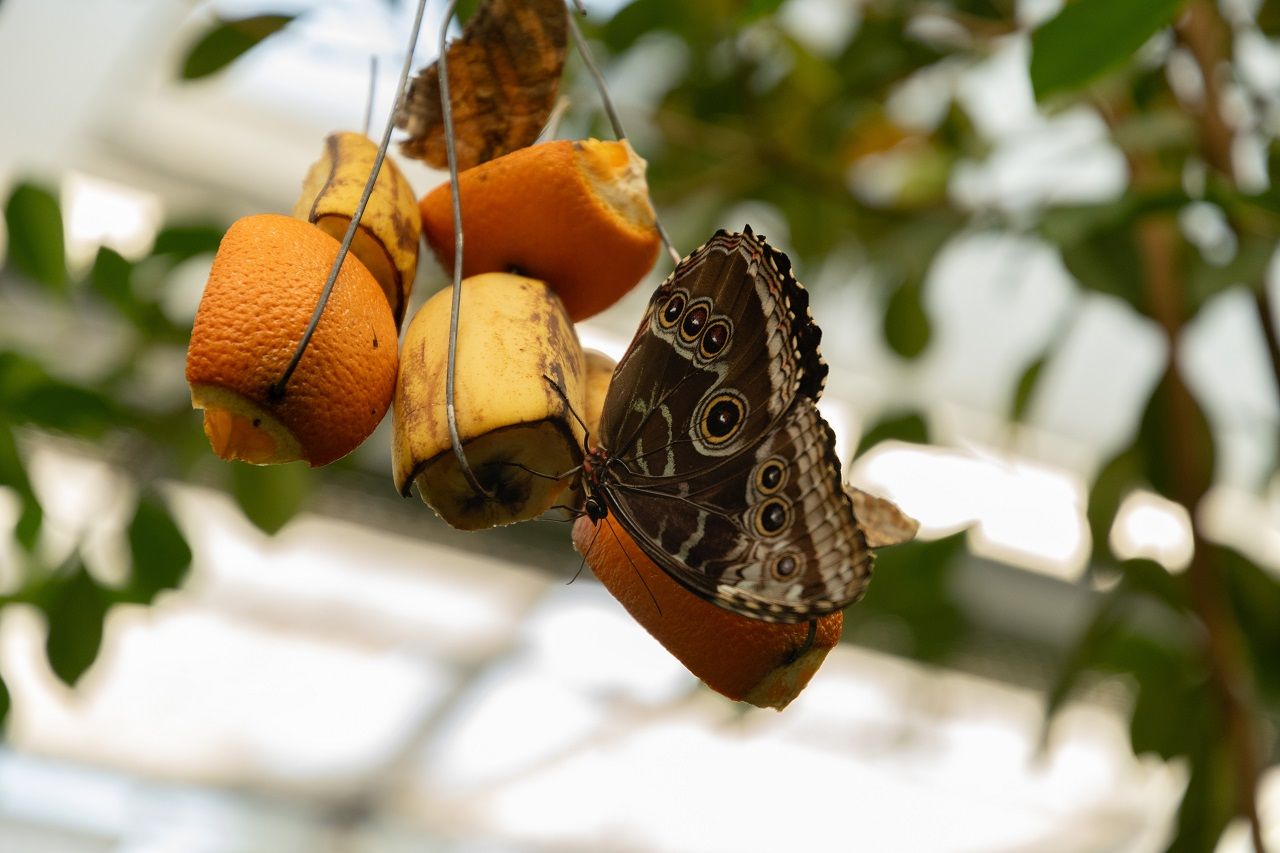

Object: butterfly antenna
[564,2,681,268]
[439,0,490,498]
[497,460,579,483]
[544,373,593,451]
[269,0,429,402]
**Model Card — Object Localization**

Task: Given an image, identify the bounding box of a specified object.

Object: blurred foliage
[179,13,297,80]
[4,1,1280,849]
[0,180,316,712]
[1029,0,1187,100]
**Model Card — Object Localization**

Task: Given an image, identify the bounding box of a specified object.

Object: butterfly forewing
[593,228,870,623]
[599,228,826,482]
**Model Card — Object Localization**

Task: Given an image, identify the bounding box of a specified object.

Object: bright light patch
[852,442,1089,579]
[1200,485,1280,575]
[817,397,858,469]
[61,172,162,268]
[573,323,629,364]
[1110,490,1194,573]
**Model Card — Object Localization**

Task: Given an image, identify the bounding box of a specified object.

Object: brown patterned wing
[597,227,826,481]
[396,0,567,169]
[594,228,865,623]
[602,399,872,623]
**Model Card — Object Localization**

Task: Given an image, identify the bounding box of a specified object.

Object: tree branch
[1176,0,1280,446]
[1136,212,1269,853]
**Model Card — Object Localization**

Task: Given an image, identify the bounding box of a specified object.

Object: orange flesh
[572,514,842,709]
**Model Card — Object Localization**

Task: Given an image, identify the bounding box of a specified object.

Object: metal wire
[439,0,490,497]
[269,0,430,403]
[564,2,681,267]
[363,55,378,136]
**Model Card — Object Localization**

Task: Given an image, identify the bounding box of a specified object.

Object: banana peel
[294,131,421,326]
[580,348,616,444]
[393,272,587,530]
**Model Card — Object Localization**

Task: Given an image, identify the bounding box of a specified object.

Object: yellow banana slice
[392,272,587,530]
[294,131,421,326]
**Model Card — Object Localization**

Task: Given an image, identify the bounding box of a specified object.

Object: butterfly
[580,227,874,623]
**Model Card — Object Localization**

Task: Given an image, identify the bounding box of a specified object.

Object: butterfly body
[584,228,872,624]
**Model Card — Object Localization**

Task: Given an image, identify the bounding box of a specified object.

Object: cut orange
[186,214,399,467]
[572,514,843,710]
[419,139,661,321]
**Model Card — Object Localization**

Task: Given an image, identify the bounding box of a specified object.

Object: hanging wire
[438,0,491,497]
[564,2,681,267]
[269,0,430,403]
[363,55,378,136]
[434,0,681,498]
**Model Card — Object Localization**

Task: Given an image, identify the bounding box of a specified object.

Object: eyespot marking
[697,391,746,446]
[658,291,686,329]
[754,458,786,495]
[679,299,710,342]
[754,497,791,537]
[699,318,732,358]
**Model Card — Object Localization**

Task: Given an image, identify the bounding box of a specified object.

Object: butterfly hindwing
[604,397,872,622]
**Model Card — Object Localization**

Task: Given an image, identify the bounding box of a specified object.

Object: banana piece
[294,131,421,326]
[580,348,617,444]
[393,272,587,530]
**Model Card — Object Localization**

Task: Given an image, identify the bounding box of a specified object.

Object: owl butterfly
[582,227,874,623]
[396,0,567,170]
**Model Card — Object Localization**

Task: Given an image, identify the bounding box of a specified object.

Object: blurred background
[1,0,1278,850]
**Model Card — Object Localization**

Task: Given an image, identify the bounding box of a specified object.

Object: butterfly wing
[603,397,872,622]
[598,228,825,480]
[595,228,869,623]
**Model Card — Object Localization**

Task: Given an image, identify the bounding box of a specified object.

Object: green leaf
[90,246,133,309]
[16,385,122,435]
[125,494,192,602]
[180,14,296,80]
[855,411,928,458]
[1116,557,1188,615]
[1219,545,1280,704]
[0,354,125,436]
[1010,354,1047,422]
[1030,0,1188,101]
[230,462,311,535]
[844,533,969,662]
[1169,735,1236,853]
[0,671,9,732]
[741,0,787,21]
[3,182,67,291]
[1086,447,1143,562]
[150,224,224,262]
[1046,558,1195,724]
[1055,225,1145,312]
[603,0,683,53]
[1137,368,1215,503]
[1186,235,1276,316]
[882,278,931,359]
[43,560,108,687]
[0,422,42,551]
